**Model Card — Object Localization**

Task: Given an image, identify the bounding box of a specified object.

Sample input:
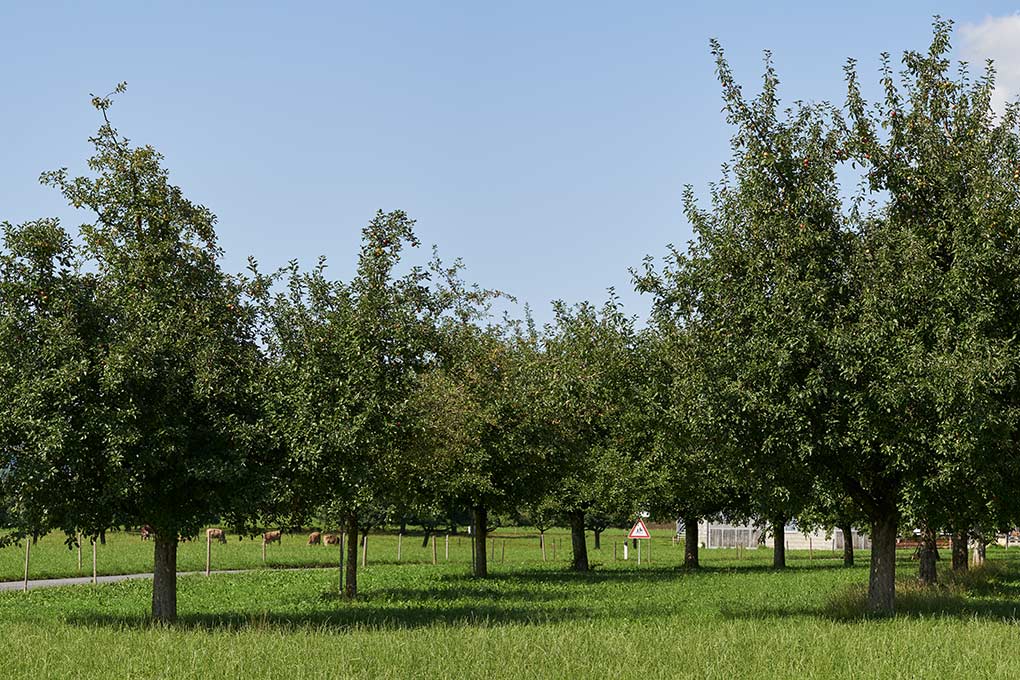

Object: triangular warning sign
[628,519,651,539]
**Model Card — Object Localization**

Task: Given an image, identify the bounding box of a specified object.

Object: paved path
[0,569,250,592]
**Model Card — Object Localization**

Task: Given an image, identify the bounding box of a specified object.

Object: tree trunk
[472,506,487,578]
[772,518,786,569]
[344,513,359,599]
[421,531,431,548]
[594,529,602,550]
[840,524,854,567]
[683,515,699,568]
[99,529,106,546]
[152,535,178,623]
[568,510,589,572]
[398,519,407,535]
[919,526,937,586]
[977,538,987,564]
[337,531,344,594]
[866,514,898,615]
[951,530,968,572]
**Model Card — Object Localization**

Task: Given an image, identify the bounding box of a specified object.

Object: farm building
[692,519,871,551]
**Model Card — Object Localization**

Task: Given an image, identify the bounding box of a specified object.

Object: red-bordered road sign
[628,519,651,539]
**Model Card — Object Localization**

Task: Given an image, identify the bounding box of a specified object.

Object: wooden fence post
[362,533,368,567]
[206,532,212,576]
[501,540,505,564]
[397,533,402,562]
[490,537,495,562]
[92,538,97,585]
[432,534,438,565]
[445,534,449,561]
[541,533,547,562]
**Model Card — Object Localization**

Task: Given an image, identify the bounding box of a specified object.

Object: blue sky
[2,2,1018,324]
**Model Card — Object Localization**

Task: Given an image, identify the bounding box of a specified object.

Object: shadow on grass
[63,562,757,632]
[63,601,600,633]
[719,562,1020,623]
[446,560,856,586]
[57,562,861,632]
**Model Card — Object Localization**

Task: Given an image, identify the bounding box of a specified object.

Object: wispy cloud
[959,14,1020,114]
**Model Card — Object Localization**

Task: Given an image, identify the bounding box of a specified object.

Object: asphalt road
[0,569,249,592]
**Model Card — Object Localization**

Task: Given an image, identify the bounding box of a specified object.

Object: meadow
[2,528,1020,679]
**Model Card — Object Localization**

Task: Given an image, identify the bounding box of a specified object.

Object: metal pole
[23,538,30,592]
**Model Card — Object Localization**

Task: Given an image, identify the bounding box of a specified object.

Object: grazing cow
[323,533,340,546]
[207,527,227,544]
[263,530,282,545]
[308,531,321,545]
[140,525,153,541]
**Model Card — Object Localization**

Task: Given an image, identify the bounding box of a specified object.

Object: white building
[694,519,870,551]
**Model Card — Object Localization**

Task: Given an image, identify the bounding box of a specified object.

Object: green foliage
[254,210,435,528]
[0,219,105,544]
[412,317,550,517]
[538,295,648,522]
[835,18,1020,537]
[30,99,271,540]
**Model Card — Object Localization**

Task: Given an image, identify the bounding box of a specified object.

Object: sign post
[628,520,651,566]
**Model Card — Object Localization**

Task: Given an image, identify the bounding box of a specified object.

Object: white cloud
[959,14,1020,114]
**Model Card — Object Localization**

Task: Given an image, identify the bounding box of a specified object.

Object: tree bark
[866,514,898,615]
[951,530,968,572]
[568,510,589,572]
[472,506,487,578]
[840,523,854,567]
[337,531,344,594]
[99,529,107,546]
[593,529,602,550]
[772,518,787,569]
[919,526,937,586]
[977,537,987,565]
[344,513,359,599]
[683,515,700,568]
[152,535,178,623]
[421,530,431,548]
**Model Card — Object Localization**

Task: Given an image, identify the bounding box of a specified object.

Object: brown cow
[308,531,321,545]
[140,525,153,541]
[323,533,340,546]
[207,527,227,544]
[263,530,282,545]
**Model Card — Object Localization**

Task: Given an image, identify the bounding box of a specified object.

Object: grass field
[2,528,1020,679]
